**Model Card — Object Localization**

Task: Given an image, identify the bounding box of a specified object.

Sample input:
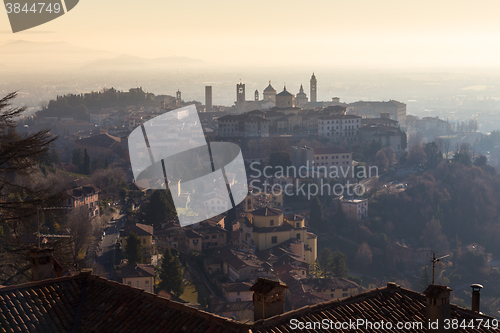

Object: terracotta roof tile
[252,283,494,332]
[0,274,251,333]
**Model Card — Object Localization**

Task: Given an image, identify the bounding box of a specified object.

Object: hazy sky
[2,0,500,67]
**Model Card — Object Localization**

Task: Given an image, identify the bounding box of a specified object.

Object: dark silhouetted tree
[474,154,487,167]
[125,232,143,264]
[331,250,348,278]
[268,151,292,173]
[309,196,323,228]
[407,144,427,166]
[72,149,83,167]
[0,92,66,285]
[142,190,176,229]
[158,247,185,297]
[83,149,90,175]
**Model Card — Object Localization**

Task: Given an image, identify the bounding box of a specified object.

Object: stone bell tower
[251,277,288,320]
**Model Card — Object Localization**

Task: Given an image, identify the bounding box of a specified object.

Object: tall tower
[237,82,245,103]
[205,86,213,111]
[255,90,259,101]
[236,82,246,113]
[176,90,182,106]
[263,81,277,102]
[310,73,317,103]
[296,84,308,108]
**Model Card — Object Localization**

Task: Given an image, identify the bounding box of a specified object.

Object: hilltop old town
[1,73,500,332]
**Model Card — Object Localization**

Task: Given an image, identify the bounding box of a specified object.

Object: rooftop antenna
[431,253,450,284]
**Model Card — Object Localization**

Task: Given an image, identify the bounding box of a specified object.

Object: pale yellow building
[243,204,317,264]
[121,223,155,264]
[121,264,155,293]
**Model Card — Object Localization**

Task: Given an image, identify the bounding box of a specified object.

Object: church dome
[276,86,294,97]
[264,82,276,93]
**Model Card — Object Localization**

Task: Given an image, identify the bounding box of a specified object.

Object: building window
[270,220,274,226]
[212,234,217,239]
[220,234,224,238]
[127,281,131,286]
[271,236,277,244]
[145,281,149,287]
[236,298,241,302]
[237,291,240,295]
[205,236,209,240]
[296,233,301,240]
[342,288,348,291]
[137,281,139,287]
[296,223,300,228]
[193,239,198,245]
[342,293,348,297]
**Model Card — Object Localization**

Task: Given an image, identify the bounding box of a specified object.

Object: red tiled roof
[301,277,359,291]
[0,273,251,333]
[250,278,288,294]
[250,207,282,217]
[0,275,495,333]
[251,282,494,333]
[123,223,154,237]
[121,264,155,278]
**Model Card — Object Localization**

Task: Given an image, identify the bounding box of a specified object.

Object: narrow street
[97,213,125,279]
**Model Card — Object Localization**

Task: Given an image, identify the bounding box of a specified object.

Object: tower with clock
[310,73,317,103]
[236,82,246,113]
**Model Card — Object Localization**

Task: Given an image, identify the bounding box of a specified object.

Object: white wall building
[341,198,368,220]
[318,114,362,143]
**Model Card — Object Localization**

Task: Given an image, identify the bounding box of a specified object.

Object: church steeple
[310,72,317,103]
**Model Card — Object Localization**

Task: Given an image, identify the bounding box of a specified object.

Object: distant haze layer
[1,0,500,68]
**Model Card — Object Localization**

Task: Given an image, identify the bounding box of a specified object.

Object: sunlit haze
[2,0,500,67]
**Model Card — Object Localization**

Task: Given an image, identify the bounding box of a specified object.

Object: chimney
[250,277,288,321]
[424,284,452,333]
[471,284,483,313]
[29,248,63,281]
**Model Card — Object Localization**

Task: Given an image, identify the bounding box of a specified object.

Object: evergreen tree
[331,250,348,278]
[72,149,83,167]
[317,247,333,275]
[0,92,66,285]
[143,190,176,229]
[268,151,292,173]
[309,196,323,228]
[83,149,90,175]
[125,232,143,264]
[158,247,185,297]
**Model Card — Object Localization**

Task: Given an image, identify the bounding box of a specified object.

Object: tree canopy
[125,232,143,264]
[141,190,176,229]
[158,247,185,297]
[0,92,67,285]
